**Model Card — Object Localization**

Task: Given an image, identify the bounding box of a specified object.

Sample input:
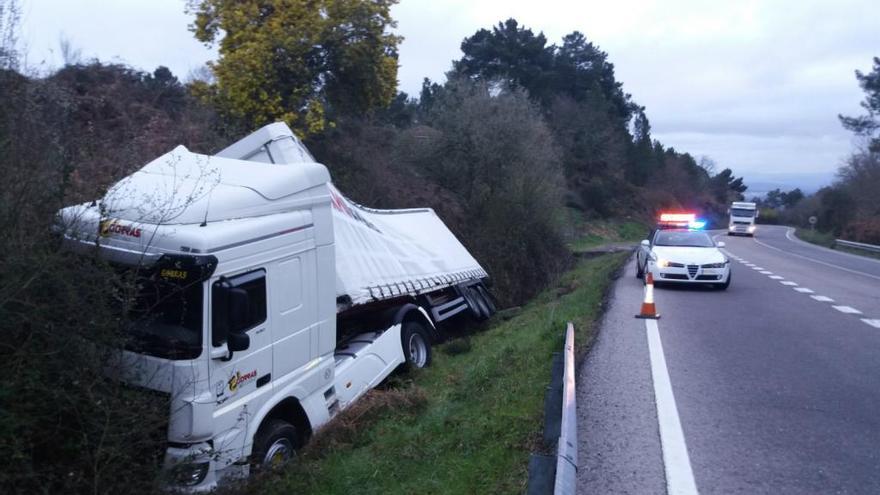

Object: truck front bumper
[162,442,217,492]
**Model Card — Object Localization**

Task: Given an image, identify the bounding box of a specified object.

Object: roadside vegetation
[235,252,629,495]
[795,228,880,261]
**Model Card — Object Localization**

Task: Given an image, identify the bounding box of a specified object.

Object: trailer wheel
[252,419,299,471]
[401,320,432,369]
[476,285,496,315]
[460,287,482,320]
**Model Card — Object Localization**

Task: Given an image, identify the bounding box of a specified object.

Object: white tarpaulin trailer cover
[327,183,487,306]
[59,122,488,309]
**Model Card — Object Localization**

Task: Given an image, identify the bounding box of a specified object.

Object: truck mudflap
[332,324,405,410]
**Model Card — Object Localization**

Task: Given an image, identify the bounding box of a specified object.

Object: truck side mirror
[227,331,250,352]
[212,283,252,353]
[227,287,251,332]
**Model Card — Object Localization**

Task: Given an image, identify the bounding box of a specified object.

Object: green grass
[795,228,880,260]
[249,252,629,495]
[794,228,836,248]
[568,220,648,252]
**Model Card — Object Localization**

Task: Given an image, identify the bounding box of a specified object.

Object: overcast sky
[19,0,880,190]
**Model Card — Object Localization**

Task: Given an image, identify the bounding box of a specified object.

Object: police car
[636,213,731,290]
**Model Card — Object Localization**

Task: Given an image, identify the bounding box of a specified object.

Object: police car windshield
[654,230,715,247]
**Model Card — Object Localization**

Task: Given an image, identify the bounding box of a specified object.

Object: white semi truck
[727,201,759,236]
[57,123,495,491]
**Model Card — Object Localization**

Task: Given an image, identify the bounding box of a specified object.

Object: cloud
[19,0,880,183]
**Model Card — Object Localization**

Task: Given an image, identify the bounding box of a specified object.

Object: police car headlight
[702,262,726,269]
[657,258,669,268]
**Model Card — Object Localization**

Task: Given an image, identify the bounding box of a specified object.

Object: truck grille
[687,265,699,278]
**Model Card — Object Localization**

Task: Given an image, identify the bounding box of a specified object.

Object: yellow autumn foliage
[188,0,400,136]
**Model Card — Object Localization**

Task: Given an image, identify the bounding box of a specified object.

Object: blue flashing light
[689,219,707,230]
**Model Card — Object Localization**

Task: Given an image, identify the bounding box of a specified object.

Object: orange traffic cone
[635,272,660,319]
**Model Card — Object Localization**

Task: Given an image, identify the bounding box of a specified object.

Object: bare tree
[59,34,83,66]
[0,0,20,70]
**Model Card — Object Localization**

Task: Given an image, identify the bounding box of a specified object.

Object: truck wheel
[401,320,432,369]
[470,287,491,320]
[252,419,299,471]
[461,287,484,320]
[476,285,496,315]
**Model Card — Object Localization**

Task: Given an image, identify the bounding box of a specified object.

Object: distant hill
[743,171,836,198]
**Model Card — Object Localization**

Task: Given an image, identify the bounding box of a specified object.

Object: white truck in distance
[728,201,759,236]
[57,123,495,491]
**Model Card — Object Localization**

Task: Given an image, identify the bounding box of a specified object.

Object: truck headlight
[729,225,735,230]
[172,461,210,487]
[748,225,756,233]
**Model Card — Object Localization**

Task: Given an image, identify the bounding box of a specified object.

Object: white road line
[794,287,814,293]
[811,295,835,302]
[754,232,880,282]
[752,266,764,270]
[769,275,784,280]
[833,305,863,315]
[781,281,798,286]
[760,271,773,275]
[744,263,755,267]
[645,319,699,495]
[862,319,880,329]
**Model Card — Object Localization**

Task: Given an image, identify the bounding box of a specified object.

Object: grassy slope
[249,251,629,495]
[794,228,880,260]
[564,210,646,252]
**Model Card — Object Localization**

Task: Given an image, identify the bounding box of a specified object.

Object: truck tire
[470,286,491,320]
[476,285,496,315]
[401,320,432,369]
[251,419,299,471]
[460,286,483,320]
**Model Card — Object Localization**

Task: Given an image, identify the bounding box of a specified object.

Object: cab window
[212,269,267,346]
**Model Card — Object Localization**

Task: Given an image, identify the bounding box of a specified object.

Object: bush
[0,64,224,494]
[400,80,570,306]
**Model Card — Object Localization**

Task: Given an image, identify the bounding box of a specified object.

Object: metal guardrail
[526,322,578,495]
[554,322,578,495]
[836,239,880,253]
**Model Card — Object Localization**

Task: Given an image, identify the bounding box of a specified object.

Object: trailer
[57,123,495,491]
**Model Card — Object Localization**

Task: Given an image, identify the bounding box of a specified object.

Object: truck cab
[728,201,759,236]
[56,123,494,491]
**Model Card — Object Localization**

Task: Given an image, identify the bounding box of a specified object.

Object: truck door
[208,268,274,464]
[270,250,318,381]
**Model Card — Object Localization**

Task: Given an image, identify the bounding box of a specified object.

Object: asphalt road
[577,225,880,494]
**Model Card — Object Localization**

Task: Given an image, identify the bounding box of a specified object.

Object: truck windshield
[125,278,204,360]
[122,255,216,360]
[654,231,715,247]
[730,208,756,218]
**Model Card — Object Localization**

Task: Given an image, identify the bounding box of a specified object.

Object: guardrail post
[527,322,578,495]
[554,322,578,495]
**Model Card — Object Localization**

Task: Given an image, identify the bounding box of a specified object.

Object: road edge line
[645,318,699,495]
[753,233,880,282]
